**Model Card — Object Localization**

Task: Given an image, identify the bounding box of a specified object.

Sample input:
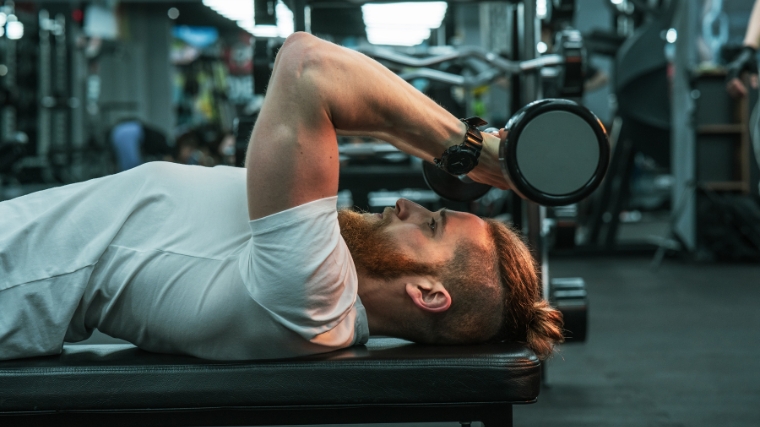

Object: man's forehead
[447,208,485,224]
[447,210,490,241]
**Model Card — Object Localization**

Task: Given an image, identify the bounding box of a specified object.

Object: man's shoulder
[134,161,242,175]
[125,162,246,186]
[250,197,339,233]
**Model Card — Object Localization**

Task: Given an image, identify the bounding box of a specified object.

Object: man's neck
[357,273,407,337]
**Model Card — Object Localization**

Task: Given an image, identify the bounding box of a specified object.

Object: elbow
[276,32,323,73]
[281,31,318,51]
[274,32,335,83]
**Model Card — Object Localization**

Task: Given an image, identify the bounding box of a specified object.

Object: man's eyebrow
[440,208,448,235]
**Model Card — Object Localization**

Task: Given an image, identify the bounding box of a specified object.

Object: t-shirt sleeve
[237,196,368,348]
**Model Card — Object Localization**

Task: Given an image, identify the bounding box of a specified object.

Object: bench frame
[1,402,520,427]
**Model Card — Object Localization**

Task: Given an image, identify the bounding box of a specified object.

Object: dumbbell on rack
[423,98,609,206]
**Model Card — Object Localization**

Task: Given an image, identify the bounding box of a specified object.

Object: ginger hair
[338,208,564,359]
[483,218,565,359]
[423,218,564,360]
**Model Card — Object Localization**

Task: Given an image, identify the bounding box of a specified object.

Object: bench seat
[0,338,540,427]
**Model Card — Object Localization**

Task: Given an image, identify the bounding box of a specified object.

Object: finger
[737,82,748,97]
[727,79,747,98]
[752,74,758,89]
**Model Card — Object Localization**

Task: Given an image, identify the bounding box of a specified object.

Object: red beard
[337,209,439,281]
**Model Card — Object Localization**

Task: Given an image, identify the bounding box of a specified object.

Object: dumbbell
[423,99,609,207]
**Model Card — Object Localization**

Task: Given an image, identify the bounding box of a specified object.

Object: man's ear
[405,278,451,313]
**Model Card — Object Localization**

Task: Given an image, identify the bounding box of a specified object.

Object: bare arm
[745,0,760,48]
[727,0,760,97]
[245,32,505,220]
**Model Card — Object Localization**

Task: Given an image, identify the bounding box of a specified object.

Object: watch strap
[433,117,488,175]
[461,116,488,149]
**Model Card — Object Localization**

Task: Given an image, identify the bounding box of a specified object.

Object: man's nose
[395,198,430,221]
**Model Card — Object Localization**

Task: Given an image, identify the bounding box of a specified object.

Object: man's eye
[428,218,437,232]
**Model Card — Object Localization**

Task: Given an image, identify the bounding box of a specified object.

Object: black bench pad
[0,338,540,413]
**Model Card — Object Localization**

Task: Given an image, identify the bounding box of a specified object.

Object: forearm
[745,0,760,48]
[243,32,508,217]
[280,32,467,162]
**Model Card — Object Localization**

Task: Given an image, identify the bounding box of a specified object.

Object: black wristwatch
[434,117,488,175]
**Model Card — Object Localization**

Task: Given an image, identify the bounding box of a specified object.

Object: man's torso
[0,162,366,360]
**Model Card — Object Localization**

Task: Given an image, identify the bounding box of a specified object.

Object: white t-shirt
[0,162,368,361]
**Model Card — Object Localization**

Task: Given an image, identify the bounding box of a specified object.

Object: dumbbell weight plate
[422,160,491,202]
[500,99,609,206]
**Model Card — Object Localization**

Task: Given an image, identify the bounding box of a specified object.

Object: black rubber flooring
[513,256,760,426]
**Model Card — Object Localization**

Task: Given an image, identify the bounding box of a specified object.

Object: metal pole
[517,0,547,299]
[292,0,307,33]
[519,0,538,106]
[518,1,550,385]
[304,4,311,34]
[671,0,697,251]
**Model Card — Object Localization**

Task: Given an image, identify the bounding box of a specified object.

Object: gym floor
[512,256,760,426]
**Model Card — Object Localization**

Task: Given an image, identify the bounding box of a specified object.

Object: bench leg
[480,404,513,427]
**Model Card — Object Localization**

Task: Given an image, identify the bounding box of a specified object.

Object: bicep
[245,36,339,220]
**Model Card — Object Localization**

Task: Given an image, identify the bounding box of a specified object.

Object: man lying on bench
[0,32,562,362]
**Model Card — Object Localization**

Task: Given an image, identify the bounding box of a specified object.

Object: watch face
[447,151,475,175]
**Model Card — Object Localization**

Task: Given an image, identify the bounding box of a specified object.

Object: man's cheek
[388,229,428,254]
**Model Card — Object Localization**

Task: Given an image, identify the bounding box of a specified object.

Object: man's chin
[356,208,392,228]
[363,211,384,222]
[338,207,435,281]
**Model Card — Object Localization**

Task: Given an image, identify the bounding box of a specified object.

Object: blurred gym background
[0,1,759,425]
[2,0,759,260]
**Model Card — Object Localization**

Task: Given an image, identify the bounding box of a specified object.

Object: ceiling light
[366,27,431,47]
[536,0,548,19]
[270,1,293,36]
[6,20,23,40]
[204,0,253,22]
[203,0,254,32]
[666,28,677,43]
[362,2,447,46]
[249,1,293,37]
[362,2,447,28]
[202,0,293,38]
